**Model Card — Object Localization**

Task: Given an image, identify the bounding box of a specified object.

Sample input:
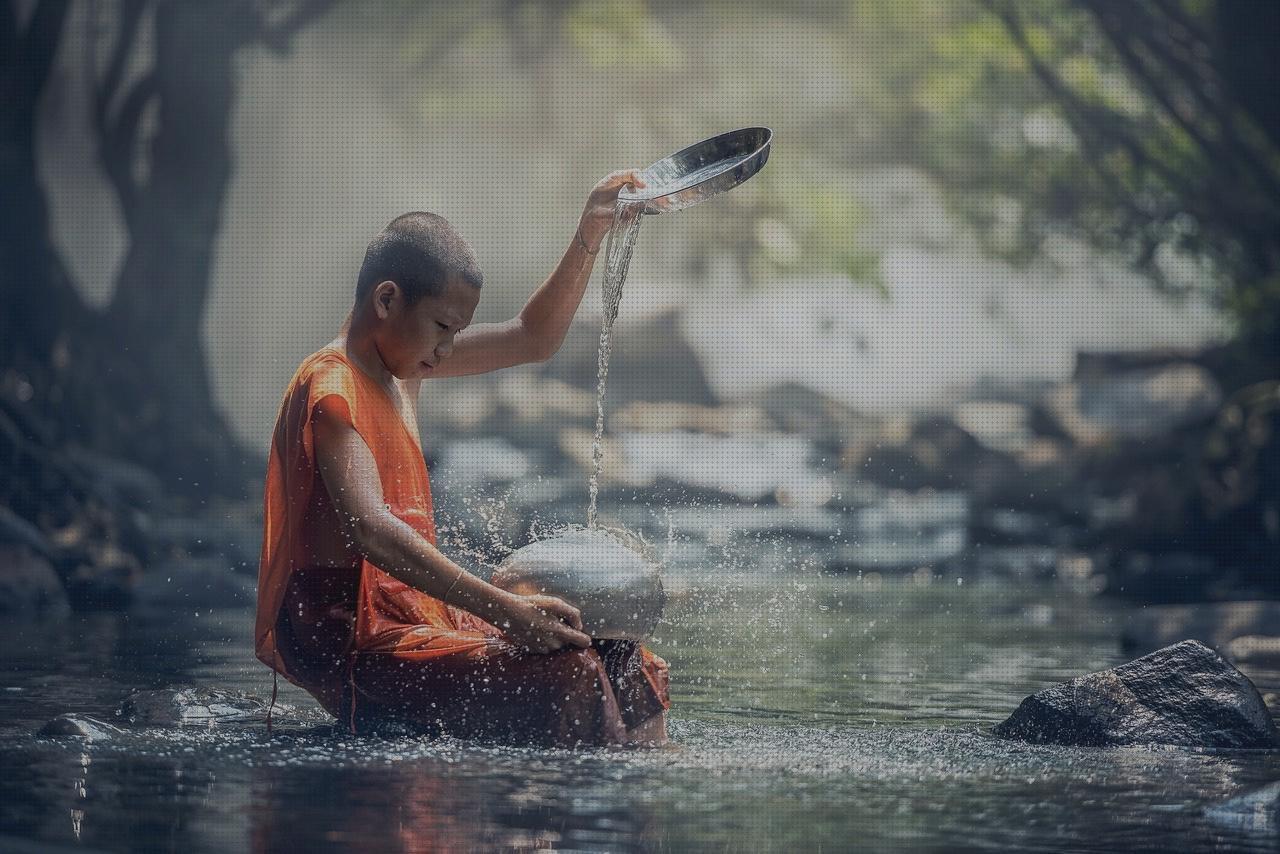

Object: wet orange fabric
[255,346,669,744]
[255,346,492,686]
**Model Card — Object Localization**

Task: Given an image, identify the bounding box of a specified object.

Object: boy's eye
[436,321,449,331]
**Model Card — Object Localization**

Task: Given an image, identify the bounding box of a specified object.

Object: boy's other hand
[577,169,648,253]
[503,593,591,654]
[526,593,585,632]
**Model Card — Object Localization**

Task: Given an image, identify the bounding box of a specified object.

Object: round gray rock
[491,528,664,641]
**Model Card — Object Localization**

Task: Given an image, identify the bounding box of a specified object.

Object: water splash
[587,199,646,528]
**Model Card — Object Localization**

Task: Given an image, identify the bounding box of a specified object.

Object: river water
[1,552,1277,852]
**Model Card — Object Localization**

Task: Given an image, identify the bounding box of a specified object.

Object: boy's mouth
[420,361,436,372]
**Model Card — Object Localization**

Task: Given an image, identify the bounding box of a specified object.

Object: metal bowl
[490,528,665,641]
[618,126,773,215]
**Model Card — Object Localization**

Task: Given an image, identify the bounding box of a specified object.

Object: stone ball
[491,527,664,641]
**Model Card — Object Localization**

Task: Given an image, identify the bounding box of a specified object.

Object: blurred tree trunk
[0,1,84,362]
[2,0,335,505]
[1,0,142,607]
[103,1,259,494]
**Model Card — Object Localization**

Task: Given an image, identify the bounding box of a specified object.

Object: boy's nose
[435,340,454,358]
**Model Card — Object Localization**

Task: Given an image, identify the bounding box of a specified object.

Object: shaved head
[356,212,482,305]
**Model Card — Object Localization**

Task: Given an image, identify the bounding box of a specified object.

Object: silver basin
[490,528,665,641]
[618,126,773,215]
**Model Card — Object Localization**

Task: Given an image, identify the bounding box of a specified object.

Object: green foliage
[1223,273,1280,341]
[374,0,1280,338]
[840,0,1280,345]
[566,0,683,68]
[780,177,879,285]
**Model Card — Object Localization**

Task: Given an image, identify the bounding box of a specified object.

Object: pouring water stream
[586,199,646,528]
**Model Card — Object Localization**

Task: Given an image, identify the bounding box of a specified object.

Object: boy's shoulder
[290,346,351,387]
[273,348,359,419]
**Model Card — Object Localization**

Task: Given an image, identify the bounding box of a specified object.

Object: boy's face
[372,276,480,379]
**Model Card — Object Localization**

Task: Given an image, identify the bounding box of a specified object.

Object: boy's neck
[335,308,394,388]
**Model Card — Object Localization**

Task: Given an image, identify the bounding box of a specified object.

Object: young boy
[255,171,670,747]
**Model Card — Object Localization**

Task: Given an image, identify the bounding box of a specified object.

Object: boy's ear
[373,281,398,319]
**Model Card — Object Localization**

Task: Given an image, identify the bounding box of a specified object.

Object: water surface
[2,566,1277,852]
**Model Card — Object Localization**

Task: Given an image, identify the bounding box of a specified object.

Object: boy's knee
[556,647,610,689]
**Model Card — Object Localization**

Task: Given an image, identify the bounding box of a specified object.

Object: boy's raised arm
[428,170,646,378]
[310,396,590,653]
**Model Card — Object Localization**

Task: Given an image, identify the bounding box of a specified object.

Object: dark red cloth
[278,566,668,746]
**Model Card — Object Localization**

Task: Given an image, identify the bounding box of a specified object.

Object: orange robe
[256,346,669,745]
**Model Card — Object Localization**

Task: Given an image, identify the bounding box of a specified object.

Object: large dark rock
[855,416,1040,509]
[994,640,1280,749]
[1046,362,1221,445]
[1198,380,1280,579]
[0,543,70,618]
[64,445,164,508]
[751,382,873,451]
[541,311,718,407]
[0,506,60,562]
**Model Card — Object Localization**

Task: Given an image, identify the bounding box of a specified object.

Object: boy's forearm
[356,511,520,623]
[516,232,599,361]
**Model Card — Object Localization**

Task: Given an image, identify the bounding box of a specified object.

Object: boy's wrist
[574,224,600,256]
[482,585,524,622]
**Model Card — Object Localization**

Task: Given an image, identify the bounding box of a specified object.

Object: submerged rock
[1205,781,1280,836]
[117,687,272,727]
[37,713,124,741]
[994,640,1280,749]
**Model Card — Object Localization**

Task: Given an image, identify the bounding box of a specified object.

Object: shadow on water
[2,566,1278,852]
